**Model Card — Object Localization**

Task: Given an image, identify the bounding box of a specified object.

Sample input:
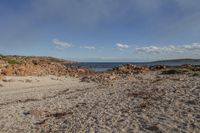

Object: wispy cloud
[80,46,96,50]
[52,39,72,50]
[116,43,129,50]
[134,43,200,54]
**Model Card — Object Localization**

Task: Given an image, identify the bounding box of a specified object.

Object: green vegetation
[0,54,5,58]
[161,68,191,75]
[161,69,179,74]
[191,72,200,77]
[0,56,21,64]
[161,67,200,77]
[0,54,73,65]
[6,59,20,64]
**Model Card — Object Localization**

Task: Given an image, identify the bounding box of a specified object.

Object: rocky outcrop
[181,64,193,68]
[80,64,150,83]
[0,63,93,77]
[0,55,92,80]
[181,64,200,71]
[3,55,199,83]
[110,64,149,75]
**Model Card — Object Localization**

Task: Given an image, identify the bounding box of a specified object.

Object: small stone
[33,119,46,125]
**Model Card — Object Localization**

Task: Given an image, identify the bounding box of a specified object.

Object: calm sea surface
[66,60,200,72]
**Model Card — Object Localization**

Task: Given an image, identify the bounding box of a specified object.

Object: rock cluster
[181,64,200,71]
[1,57,152,83]
[80,64,150,83]
[3,55,199,83]
[0,56,92,80]
[149,65,168,70]
[110,64,149,75]
[181,64,193,68]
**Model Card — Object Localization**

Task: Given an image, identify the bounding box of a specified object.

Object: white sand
[0,76,89,105]
[0,73,200,132]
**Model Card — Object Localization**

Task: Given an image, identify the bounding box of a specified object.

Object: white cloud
[81,46,96,50]
[53,39,72,50]
[116,43,129,50]
[135,43,200,54]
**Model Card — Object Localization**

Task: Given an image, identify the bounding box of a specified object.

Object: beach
[1,1,200,132]
[0,71,199,132]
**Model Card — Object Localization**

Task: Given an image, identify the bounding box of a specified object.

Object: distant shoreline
[68,59,200,72]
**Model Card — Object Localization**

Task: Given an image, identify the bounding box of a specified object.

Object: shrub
[161,69,179,75]
[2,57,20,64]
[7,59,20,64]
[192,72,200,77]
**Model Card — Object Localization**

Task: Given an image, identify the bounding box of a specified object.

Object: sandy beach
[1,0,200,132]
[0,71,199,133]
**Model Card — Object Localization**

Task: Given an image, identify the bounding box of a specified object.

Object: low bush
[161,69,180,75]
[191,72,200,77]
[1,57,20,64]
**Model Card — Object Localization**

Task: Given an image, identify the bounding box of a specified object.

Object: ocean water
[66,60,200,72]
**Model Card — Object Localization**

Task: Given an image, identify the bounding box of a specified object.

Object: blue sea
[66,60,200,72]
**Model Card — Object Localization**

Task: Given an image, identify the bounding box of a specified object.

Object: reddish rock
[111,64,149,75]
[149,65,167,70]
[181,64,192,68]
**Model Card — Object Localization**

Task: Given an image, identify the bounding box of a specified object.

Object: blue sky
[0,0,200,62]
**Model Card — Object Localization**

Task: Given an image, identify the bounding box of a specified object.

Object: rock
[0,55,78,77]
[80,76,91,83]
[77,68,87,73]
[110,64,149,75]
[25,79,32,83]
[108,74,116,80]
[2,77,14,82]
[149,65,167,70]
[1,66,13,76]
[0,75,3,80]
[33,119,47,125]
[126,76,136,81]
[181,64,193,68]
